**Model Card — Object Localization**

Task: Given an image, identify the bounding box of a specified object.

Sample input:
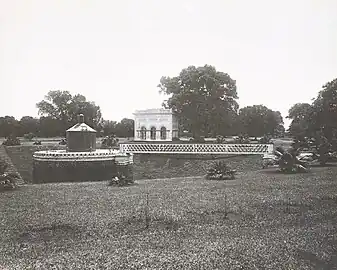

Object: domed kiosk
[32,114,133,184]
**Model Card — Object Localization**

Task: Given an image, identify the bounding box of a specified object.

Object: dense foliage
[238,105,284,137]
[206,161,236,180]
[101,135,119,148]
[2,135,21,146]
[158,65,239,137]
[159,65,285,138]
[0,158,20,190]
[287,78,337,148]
[0,92,134,138]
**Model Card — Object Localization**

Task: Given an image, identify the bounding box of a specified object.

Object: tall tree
[115,118,134,138]
[158,65,238,137]
[0,116,20,137]
[38,116,63,137]
[36,90,102,133]
[19,116,39,136]
[310,78,337,141]
[286,103,313,139]
[238,105,284,137]
[101,120,118,136]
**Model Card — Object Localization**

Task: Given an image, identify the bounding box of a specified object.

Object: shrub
[2,135,21,146]
[0,159,20,190]
[101,135,119,148]
[190,136,205,143]
[278,149,309,173]
[216,135,225,144]
[206,161,236,180]
[234,134,250,144]
[108,168,134,187]
[23,132,36,141]
[59,138,67,145]
[259,135,271,144]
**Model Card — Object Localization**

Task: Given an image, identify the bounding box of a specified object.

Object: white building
[133,108,179,141]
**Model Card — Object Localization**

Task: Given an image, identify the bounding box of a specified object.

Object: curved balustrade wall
[32,149,133,184]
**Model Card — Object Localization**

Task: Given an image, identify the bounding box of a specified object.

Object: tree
[101,120,118,136]
[38,116,63,137]
[115,118,134,138]
[238,105,284,137]
[310,78,337,141]
[19,116,39,136]
[158,65,238,137]
[0,116,20,138]
[36,90,102,134]
[287,103,313,139]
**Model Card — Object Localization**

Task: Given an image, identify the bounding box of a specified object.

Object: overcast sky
[1,0,337,128]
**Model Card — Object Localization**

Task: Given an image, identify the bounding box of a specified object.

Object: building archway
[150,127,156,140]
[140,126,147,140]
[160,126,167,140]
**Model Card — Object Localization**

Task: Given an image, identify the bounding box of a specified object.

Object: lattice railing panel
[120,144,273,155]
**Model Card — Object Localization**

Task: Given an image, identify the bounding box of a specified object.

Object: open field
[1,167,337,269]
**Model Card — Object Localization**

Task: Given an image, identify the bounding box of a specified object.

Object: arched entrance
[160,126,167,140]
[140,126,147,140]
[150,127,156,140]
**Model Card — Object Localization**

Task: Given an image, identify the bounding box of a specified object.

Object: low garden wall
[5,145,263,183]
[132,154,263,180]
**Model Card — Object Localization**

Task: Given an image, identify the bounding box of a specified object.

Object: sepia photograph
[0,0,337,269]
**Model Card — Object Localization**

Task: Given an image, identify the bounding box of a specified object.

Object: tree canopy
[158,65,238,137]
[36,90,102,134]
[287,78,337,143]
[238,105,284,137]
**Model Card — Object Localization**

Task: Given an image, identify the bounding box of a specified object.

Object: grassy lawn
[1,168,337,269]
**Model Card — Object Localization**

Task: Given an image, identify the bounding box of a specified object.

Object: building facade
[133,108,179,141]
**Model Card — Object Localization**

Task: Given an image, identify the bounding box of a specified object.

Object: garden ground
[1,167,337,269]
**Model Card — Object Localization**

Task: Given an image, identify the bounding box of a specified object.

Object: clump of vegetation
[189,136,206,143]
[59,138,67,145]
[292,135,337,166]
[206,161,236,180]
[216,135,225,144]
[0,159,20,190]
[101,135,119,148]
[232,134,250,144]
[259,135,272,144]
[275,147,309,173]
[2,135,21,146]
[108,175,132,187]
[23,132,36,141]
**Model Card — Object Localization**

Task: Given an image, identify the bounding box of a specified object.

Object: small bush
[216,135,225,144]
[101,135,119,148]
[206,161,236,180]
[2,135,21,146]
[59,138,67,145]
[0,159,19,190]
[278,149,309,173]
[233,134,250,144]
[259,135,271,144]
[23,133,36,141]
[190,136,205,143]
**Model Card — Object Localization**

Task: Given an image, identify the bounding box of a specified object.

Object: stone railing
[33,149,133,164]
[119,143,274,155]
